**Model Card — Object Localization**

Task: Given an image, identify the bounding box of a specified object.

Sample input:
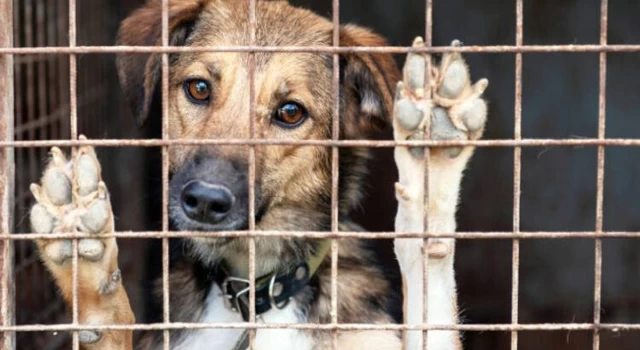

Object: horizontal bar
[2,138,640,149]
[0,322,637,333]
[9,231,640,240]
[2,44,640,55]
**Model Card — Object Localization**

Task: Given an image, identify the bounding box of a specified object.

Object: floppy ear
[116,0,207,125]
[339,25,401,139]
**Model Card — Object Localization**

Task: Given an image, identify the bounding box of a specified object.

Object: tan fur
[30,1,476,349]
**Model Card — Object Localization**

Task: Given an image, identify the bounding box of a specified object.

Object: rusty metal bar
[7,230,640,240]
[511,0,524,349]
[24,0,37,200]
[0,0,16,348]
[67,0,80,348]
[331,0,340,348]
[4,137,640,148]
[3,44,640,54]
[4,0,635,348]
[593,0,608,349]
[248,0,257,348]
[161,0,171,348]
[13,83,103,134]
[0,321,638,332]
[422,0,433,348]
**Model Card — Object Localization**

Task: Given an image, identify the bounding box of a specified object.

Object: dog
[29,0,488,349]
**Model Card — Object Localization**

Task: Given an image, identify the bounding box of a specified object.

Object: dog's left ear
[115,0,206,125]
[339,25,401,139]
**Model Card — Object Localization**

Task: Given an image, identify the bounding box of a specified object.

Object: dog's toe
[42,167,72,206]
[30,204,55,234]
[75,154,100,197]
[80,194,110,234]
[44,241,73,264]
[437,58,469,100]
[78,239,105,261]
[395,94,424,132]
[403,37,427,96]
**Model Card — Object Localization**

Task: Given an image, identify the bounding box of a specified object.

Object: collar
[214,239,331,322]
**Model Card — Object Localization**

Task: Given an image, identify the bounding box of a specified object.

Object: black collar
[213,240,331,321]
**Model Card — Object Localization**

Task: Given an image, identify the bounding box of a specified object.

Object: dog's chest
[174,284,314,350]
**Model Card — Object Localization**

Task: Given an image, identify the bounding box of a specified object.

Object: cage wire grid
[0,0,635,349]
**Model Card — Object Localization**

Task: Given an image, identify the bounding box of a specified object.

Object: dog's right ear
[116,0,207,125]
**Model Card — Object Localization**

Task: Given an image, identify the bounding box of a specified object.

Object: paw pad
[394,37,489,159]
[42,168,72,205]
[78,330,102,344]
[395,93,424,132]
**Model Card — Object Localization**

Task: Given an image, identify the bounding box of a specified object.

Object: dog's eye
[274,102,308,128]
[184,79,211,104]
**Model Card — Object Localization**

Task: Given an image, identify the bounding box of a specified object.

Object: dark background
[12,0,640,349]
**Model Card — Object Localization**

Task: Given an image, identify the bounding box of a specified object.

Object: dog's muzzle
[169,154,253,231]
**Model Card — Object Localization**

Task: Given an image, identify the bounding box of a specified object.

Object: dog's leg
[393,38,488,350]
[30,136,134,350]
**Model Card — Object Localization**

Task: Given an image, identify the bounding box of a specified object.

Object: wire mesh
[0,0,637,349]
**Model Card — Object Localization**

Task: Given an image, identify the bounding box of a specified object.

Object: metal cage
[2,0,640,349]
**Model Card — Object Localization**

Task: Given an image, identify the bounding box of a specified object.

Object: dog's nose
[181,180,235,224]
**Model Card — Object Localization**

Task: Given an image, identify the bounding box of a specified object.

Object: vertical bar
[36,0,49,241]
[68,0,77,140]
[593,0,608,349]
[24,0,37,209]
[0,0,16,347]
[46,0,58,142]
[511,1,523,349]
[248,0,257,349]
[68,0,80,348]
[58,0,70,139]
[12,0,21,259]
[331,0,340,348]
[422,0,432,349]
[161,0,171,349]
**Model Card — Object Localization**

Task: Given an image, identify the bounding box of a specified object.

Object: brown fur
[41,0,405,348]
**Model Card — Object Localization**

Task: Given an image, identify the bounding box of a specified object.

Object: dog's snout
[181,180,235,224]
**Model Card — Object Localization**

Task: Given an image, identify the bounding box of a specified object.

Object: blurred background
[10,0,640,349]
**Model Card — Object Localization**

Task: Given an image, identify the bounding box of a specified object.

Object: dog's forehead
[174,1,335,94]
[194,0,333,47]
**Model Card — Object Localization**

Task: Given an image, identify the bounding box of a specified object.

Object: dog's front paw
[30,136,134,347]
[30,136,114,265]
[394,38,489,160]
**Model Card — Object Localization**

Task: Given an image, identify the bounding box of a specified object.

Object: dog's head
[116,0,399,266]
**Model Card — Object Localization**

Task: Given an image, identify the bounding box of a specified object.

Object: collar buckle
[221,276,251,313]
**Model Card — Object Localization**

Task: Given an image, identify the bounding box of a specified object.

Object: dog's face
[116,0,399,266]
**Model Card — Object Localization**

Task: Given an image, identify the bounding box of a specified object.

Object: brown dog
[29,0,488,349]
